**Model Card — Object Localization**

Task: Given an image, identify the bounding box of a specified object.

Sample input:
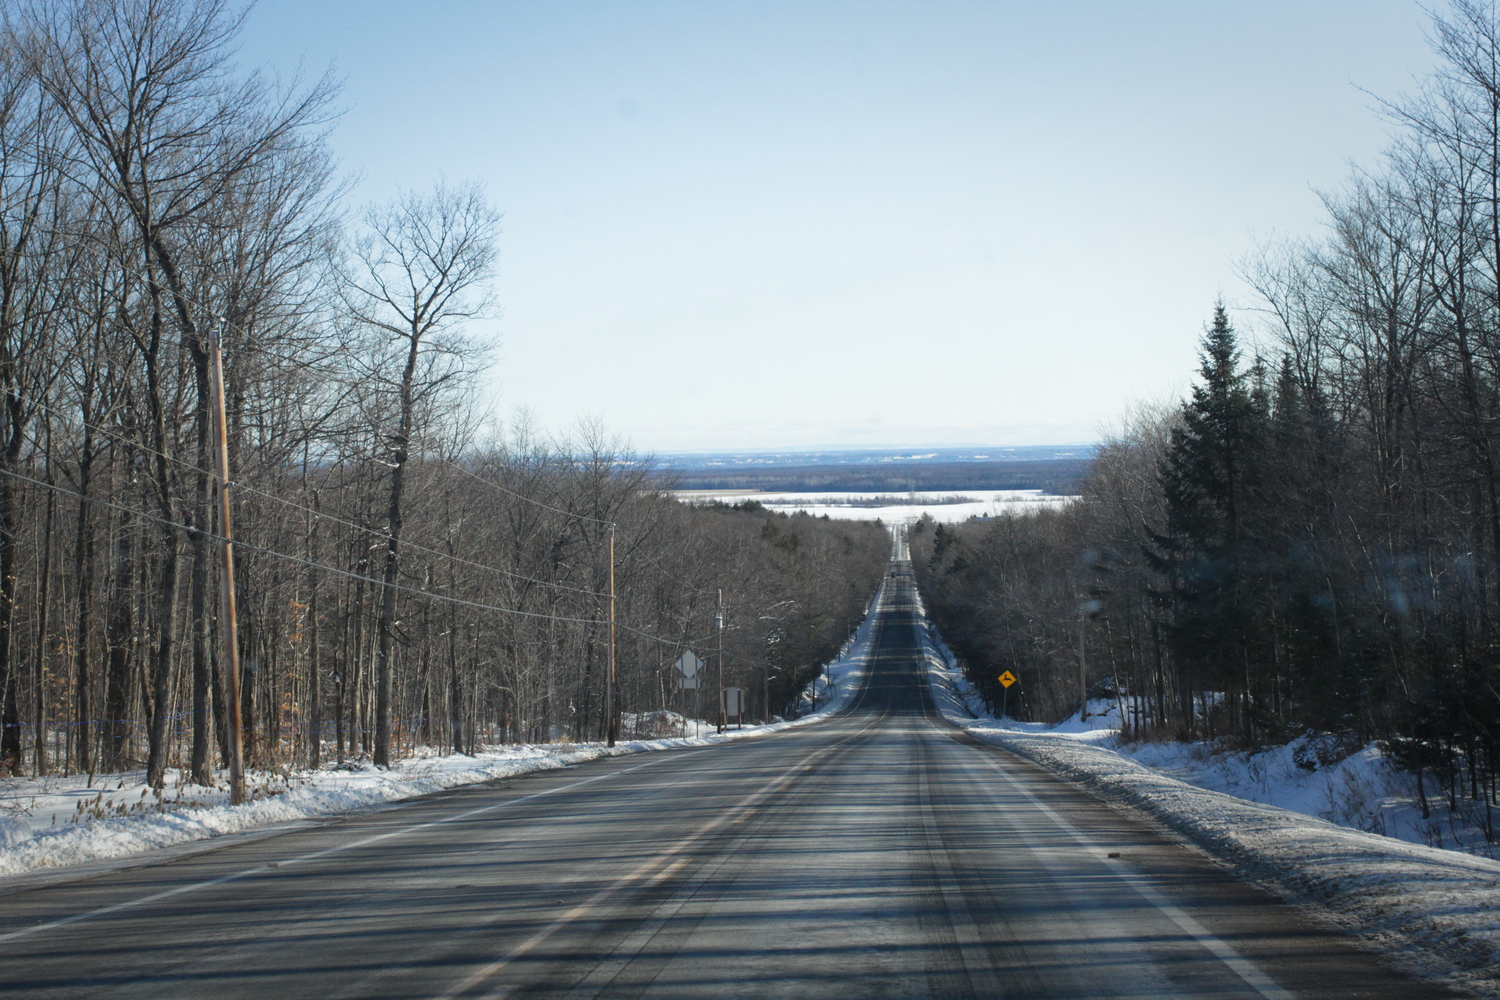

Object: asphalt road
[0,569,1466,999]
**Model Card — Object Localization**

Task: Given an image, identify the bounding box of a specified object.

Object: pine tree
[1152,305,1271,738]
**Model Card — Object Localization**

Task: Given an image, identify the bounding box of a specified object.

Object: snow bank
[915,595,1500,995]
[1114,733,1500,858]
[0,581,886,880]
[791,578,884,716]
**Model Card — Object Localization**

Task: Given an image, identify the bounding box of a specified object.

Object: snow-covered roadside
[0,581,888,880]
[1113,730,1500,857]
[914,594,1500,996]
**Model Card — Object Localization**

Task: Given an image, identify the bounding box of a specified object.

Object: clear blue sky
[238,0,1436,452]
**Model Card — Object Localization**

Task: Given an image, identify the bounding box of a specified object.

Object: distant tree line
[663,459,1089,495]
[912,1,1500,824]
[0,0,890,782]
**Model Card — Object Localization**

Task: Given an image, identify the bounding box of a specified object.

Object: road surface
[0,567,1463,998]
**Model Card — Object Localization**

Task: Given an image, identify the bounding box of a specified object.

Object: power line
[12,389,609,600]
[8,253,720,646]
[439,457,616,527]
[36,247,625,531]
[0,464,720,650]
[434,462,730,646]
[0,466,611,627]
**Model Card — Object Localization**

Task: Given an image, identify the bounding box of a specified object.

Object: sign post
[675,651,703,737]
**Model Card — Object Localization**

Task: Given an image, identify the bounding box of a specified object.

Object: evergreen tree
[1153,305,1271,738]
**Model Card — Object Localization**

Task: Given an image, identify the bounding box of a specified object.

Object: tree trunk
[0,472,22,773]
[373,337,418,767]
[72,472,95,775]
[103,510,135,773]
[308,563,321,770]
[33,478,55,776]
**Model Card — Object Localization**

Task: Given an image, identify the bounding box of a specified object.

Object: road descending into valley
[0,565,1464,999]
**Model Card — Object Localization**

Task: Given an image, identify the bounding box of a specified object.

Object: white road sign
[675,651,703,678]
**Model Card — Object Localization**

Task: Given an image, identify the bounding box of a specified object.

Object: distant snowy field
[678,489,1075,523]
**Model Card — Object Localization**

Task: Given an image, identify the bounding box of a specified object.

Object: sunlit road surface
[0,570,1464,999]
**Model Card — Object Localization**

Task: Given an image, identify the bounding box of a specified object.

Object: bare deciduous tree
[341,180,498,767]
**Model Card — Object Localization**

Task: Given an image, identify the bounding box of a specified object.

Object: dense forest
[913,1,1500,823]
[0,0,891,784]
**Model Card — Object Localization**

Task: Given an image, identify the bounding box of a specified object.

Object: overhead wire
[11,223,724,649]
[437,458,726,649]
[0,466,608,627]
[31,245,623,530]
[0,229,590,547]
[10,388,610,600]
[0,466,717,647]
[441,457,617,527]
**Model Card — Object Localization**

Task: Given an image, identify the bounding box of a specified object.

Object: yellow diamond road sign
[998,671,1017,688]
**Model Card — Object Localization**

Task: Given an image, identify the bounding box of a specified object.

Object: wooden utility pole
[1079,611,1087,722]
[209,325,246,805]
[606,524,617,747]
[716,589,725,734]
[763,666,770,727]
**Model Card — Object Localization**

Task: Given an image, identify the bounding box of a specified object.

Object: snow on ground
[0,583,887,880]
[677,489,1075,523]
[1114,732,1500,860]
[927,671,1478,857]
[914,588,1500,996]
